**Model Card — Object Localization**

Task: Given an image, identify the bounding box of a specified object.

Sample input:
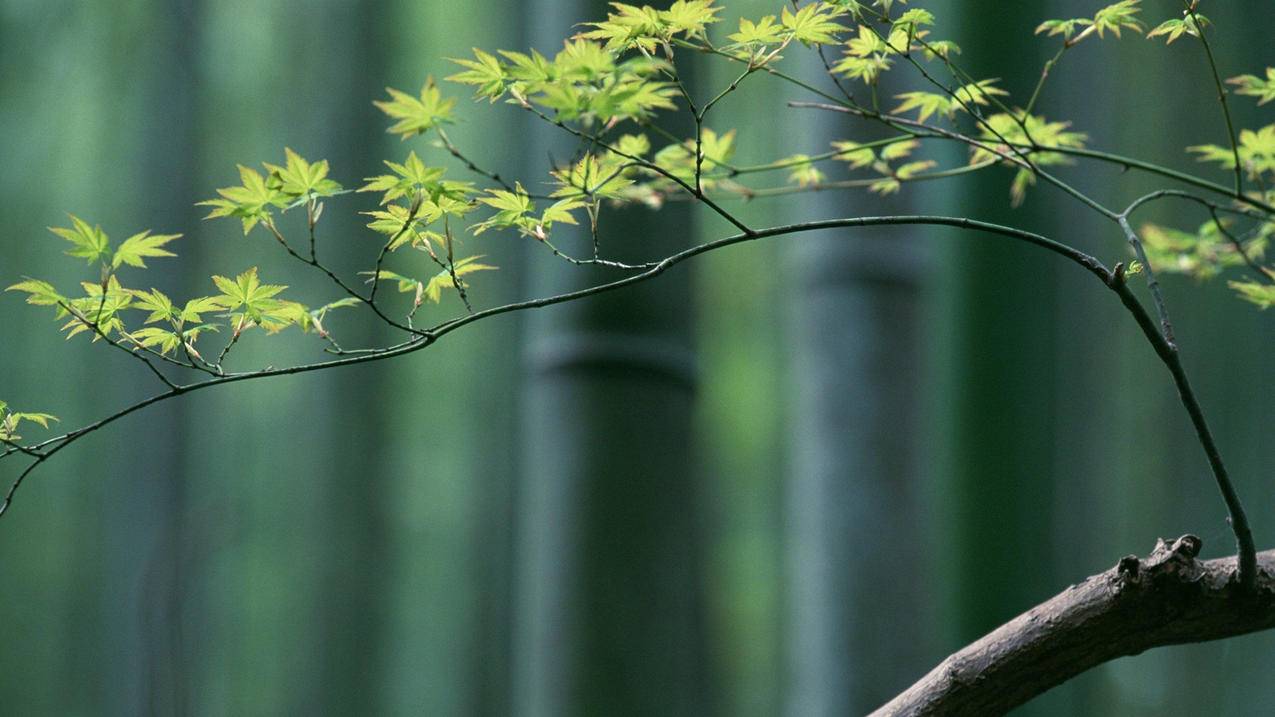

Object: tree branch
[872,536,1275,716]
[1,214,1107,519]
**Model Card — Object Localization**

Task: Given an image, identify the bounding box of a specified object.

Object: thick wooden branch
[873,537,1275,716]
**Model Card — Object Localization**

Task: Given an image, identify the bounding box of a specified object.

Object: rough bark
[872,537,1275,716]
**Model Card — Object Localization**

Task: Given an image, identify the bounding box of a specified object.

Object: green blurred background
[1,0,1272,715]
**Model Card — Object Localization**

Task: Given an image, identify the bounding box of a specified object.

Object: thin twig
[1184,0,1243,196]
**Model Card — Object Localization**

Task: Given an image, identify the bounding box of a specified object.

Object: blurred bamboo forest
[1,0,1272,715]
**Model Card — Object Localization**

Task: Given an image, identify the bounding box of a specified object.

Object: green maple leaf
[784,155,826,187]
[1034,18,1091,40]
[660,0,721,38]
[781,3,848,46]
[180,297,224,323]
[112,230,180,269]
[300,297,362,336]
[359,151,447,205]
[128,288,178,323]
[540,198,584,228]
[367,270,426,308]
[62,275,133,340]
[550,155,634,200]
[727,15,785,46]
[198,165,289,234]
[880,138,920,161]
[893,8,934,28]
[375,78,456,139]
[210,267,293,331]
[612,134,651,159]
[0,403,58,442]
[1229,277,1275,309]
[1189,125,1275,179]
[1228,68,1275,106]
[970,113,1087,205]
[554,38,617,81]
[423,256,496,304]
[124,327,186,356]
[49,215,111,264]
[1091,0,1143,38]
[263,148,342,199]
[363,204,440,251]
[6,278,65,307]
[499,48,554,85]
[698,128,737,168]
[833,26,895,83]
[895,159,937,179]
[893,92,955,123]
[473,184,537,235]
[832,141,877,169]
[578,4,664,53]
[447,48,508,101]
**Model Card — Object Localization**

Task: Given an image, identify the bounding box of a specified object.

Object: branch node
[1146,535,1204,573]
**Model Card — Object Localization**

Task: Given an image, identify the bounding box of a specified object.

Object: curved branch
[872,536,1275,716]
[1110,278,1257,587]
[1,214,1107,519]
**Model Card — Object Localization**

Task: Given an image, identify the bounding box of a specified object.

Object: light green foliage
[551,154,634,200]
[648,128,736,189]
[6,0,1275,418]
[833,0,908,19]
[374,78,456,140]
[970,113,1087,206]
[61,276,133,339]
[124,289,222,357]
[300,298,362,337]
[264,147,343,198]
[6,274,138,341]
[613,133,651,158]
[359,151,474,206]
[129,289,220,325]
[1189,125,1275,180]
[49,215,111,264]
[831,140,877,169]
[472,184,584,241]
[832,25,898,83]
[784,155,826,187]
[1089,0,1143,39]
[577,0,721,53]
[1147,211,1275,307]
[198,164,289,234]
[1036,0,1144,44]
[364,204,443,252]
[422,257,497,304]
[1228,68,1275,106]
[779,3,848,46]
[210,267,298,334]
[727,15,785,48]
[112,231,181,269]
[48,216,181,271]
[893,79,1007,123]
[1034,18,1092,40]
[870,139,934,195]
[0,401,58,443]
[1147,14,1210,45]
[371,257,496,309]
[1151,58,1275,306]
[827,138,936,195]
[6,279,63,308]
[1228,277,1275,309]
[1140,221,1268,279]
[448,38,677,126]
